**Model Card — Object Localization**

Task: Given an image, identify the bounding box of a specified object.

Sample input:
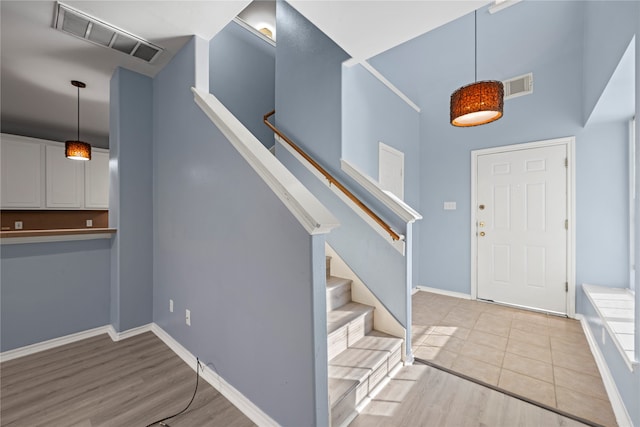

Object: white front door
[476,144,568,314]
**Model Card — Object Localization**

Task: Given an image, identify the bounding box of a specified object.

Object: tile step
[329,332,403,426]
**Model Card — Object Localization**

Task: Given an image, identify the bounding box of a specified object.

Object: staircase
[326,256,403,426]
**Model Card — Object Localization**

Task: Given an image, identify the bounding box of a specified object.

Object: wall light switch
[169,299,174,313]
[86,219,93,227]
[14,221,23,230]
[444,202,457,210]
[186,309,191,326]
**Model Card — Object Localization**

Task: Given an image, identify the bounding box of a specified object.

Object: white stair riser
[326,281,352,312]
[331,390,356,427]
[327,312,373,361]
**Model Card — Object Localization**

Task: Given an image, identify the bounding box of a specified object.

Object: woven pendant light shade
[65,80,92,160]
[65,140,92,160]
[450,80,504,127]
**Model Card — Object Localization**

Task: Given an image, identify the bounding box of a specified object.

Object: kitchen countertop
[0,228,116,244]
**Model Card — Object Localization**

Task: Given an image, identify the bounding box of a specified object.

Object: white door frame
[470,136,576,317]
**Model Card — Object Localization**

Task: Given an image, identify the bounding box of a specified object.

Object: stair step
[327,302,373,360]
[328,332,403,427]
[326,276,352,312]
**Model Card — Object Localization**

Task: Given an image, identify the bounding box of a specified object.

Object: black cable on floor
[145,357,202,427]
[414,357,605,427]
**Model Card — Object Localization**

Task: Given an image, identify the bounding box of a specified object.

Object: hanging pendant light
[65,80,92,160]
[450,10,504,127]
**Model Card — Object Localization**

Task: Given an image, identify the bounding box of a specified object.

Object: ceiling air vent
[54,2,163,64]
[503,73,533,100]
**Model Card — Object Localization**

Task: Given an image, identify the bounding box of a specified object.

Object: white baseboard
[416,285,472,300]
[108,323,153,342]
[0,325,111,362]
[150,324,278,427]
[578,315,633,427]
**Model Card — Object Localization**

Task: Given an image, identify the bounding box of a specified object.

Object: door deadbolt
[479,231,486,237]
[479,222,485,227]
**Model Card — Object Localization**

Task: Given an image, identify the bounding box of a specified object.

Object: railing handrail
[264,110,401,242]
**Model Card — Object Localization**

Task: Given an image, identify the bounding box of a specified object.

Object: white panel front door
[379,142,404,200]
[476,144,568,314]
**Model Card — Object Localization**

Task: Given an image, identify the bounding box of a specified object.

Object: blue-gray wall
[109,67,154,332]
[210,20,275,148]
[369,1,633,301]
[0,239,110,351]
[275,2,412,340]
[153,36,327,426]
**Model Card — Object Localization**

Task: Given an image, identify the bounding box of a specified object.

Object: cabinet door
[1,137,44,208]
[46,145,83,208]
[85,150,109,209]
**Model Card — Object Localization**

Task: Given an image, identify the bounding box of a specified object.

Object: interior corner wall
[109,67,154,332]
[153,36,324,426]
[210,21,275,148]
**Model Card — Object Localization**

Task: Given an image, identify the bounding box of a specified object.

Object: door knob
[479,204,485,210]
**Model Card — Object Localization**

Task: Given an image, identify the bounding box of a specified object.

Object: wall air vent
[503,72,533,100]
[54,2,163,64]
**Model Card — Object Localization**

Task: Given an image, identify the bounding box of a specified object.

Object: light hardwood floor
[0,332,254,427]
[350,364,588,427]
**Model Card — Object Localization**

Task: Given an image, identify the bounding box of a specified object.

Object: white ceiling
[1,1,484,148]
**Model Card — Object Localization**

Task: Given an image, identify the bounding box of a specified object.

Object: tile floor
[411,290,617,427]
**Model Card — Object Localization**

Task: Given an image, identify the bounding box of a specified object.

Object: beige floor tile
[511,318,550,335]
[460,341,505,367]
[547,316,583,333]
[550,348,600,377]
[549,336,590,355]
[452,356,501,386]
[547,329,587,345]
[512,310,550,326]
[429,325,471,340]
[498,369,556,408]
[509,328,550,348]
[413,346,458,369]
[467,329,508,351]
[502,352,554,383]
[474,315,512,337]
[553,366,609,400]
[440,312,479,329]
[506,339,552,364]
[555,386,617,427]
[422,334,465,353]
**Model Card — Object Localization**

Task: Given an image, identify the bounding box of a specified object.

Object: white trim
[578,315,634,427]
[411,287,420,295]
[340,159,422,224]
[360,61,421,113]
[107,323,153,342]
[470,136,576,317]
[583,284,637,371]
[150,324,278,427]
[1,232,114,245]
[232,17,276,47]
[0,325,110,362]
[378,142,405,201]
[416,285,472,300]
[192,88,339,237]
[276,135,405,255]
[488,0,522,14]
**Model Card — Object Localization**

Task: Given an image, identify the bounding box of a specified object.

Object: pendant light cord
[77,84,80,141]
[474,10,477,82]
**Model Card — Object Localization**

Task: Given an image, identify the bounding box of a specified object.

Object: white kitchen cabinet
[46,144,83,208]
[1,135,45,208]
[84,149,110,209]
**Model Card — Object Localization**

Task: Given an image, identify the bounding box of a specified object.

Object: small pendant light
[450,10,504,127]
[65,80,92,160]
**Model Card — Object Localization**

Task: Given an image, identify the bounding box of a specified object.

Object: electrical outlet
[14,221,23,230]
[86,219,93,227]
[186,309,191,326]
[169,299,174,313]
